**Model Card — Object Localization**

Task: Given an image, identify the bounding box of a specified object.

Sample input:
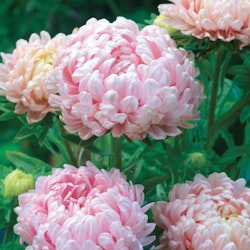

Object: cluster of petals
[158,0,250,49]
[0,31,65,123]
[14,162,155,250]
[152,172,250,250]
[48,17,204,140]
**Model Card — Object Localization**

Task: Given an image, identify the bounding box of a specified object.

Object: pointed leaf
[222,144,250,158]
[0,111,16,121]
[86,145,111,156]
[13,126,35,143]
[5,151,52,177]
[62,134,82,145]
[143,175,167,193]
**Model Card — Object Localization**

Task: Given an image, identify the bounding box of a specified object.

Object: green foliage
[228,51,250,92]
[5,151,52,179]
[169,29,250,59]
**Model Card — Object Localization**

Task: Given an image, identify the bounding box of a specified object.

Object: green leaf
[141,136,153,147]
[143,175,167,193]
[0,210,6,228]
[123,145,147,173]
[238,155,250,185]
[0,100,15,111]
[222,144,250,158]
[5,151,52,177]
[86,145,111,156]
[62,134,82,145]
[62,134,98,148]
[42,133,70,164]
[39,139,65,164]
[13,126,36,143]
[0,111,16,121]
[240,106,250,123]
[80,136,98,147]
[207,93,250,149]
[38,126,50,146]
[0,165,13,180]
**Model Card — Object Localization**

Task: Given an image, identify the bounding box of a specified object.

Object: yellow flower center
[34,49,55,74]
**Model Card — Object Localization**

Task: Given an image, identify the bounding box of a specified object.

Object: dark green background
[0,0,167,52]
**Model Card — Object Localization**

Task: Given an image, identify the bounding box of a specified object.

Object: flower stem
[3,199,18,243]
[207,47,223,140]
[109,136,122,170]
[58,123,77,166]
[206,92,250,149]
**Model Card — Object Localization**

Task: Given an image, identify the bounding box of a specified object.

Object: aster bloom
[3,169,34,197]
[14,162,155,249]
[158,0,250,49]
[0,31,65,123]
[48,17,204,140]
[152,172,250,250]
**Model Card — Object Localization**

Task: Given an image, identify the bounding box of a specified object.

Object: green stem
[58,123,77,166]
[109,136,122,170]
[218,50,232,98]
[207,47,224,137]
[3,199,18,243]
[216,50,233,116]
[217,80,235,117]
[206,92,250,149]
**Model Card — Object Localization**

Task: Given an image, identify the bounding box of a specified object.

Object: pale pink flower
[0,31,65,123]
[14,162,155,249]
[152,172,250,250]
[48,17,204,140]
[158,0,250,49]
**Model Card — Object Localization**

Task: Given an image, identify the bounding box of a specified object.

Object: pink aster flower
[0,31,65,123]
[14,162,155,249]
[152,172,250,250]
[158,0,250,49]
[48,17,204,140]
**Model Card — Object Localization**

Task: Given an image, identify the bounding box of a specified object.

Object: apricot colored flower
[0,31,65,123]
[14,162,155,249]
[152,172,250,249]
[49,17,204,140]
[158,0,250,49]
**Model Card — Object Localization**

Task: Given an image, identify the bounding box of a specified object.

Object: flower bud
[3,169,34,197]
[154,15,177,35]
[184,152,206,170]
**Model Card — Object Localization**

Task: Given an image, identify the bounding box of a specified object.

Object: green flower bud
[3,169,34,197]
[185,152,206,170]
[154,15,177,35]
